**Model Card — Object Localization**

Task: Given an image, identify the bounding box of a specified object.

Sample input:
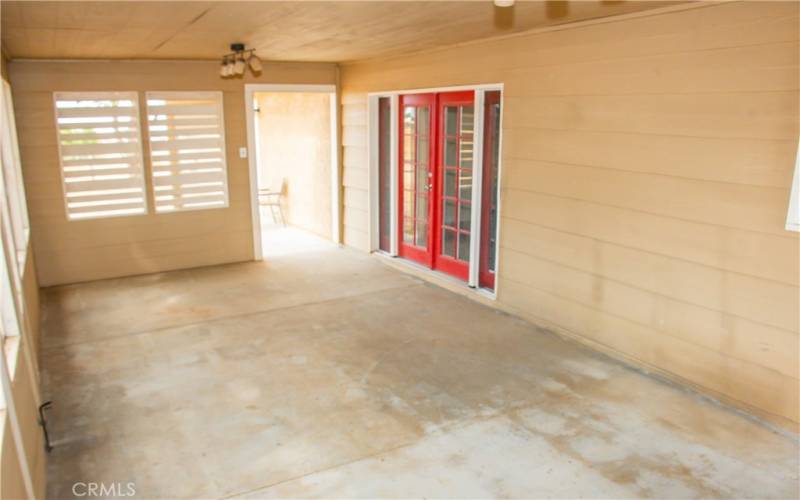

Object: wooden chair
[258,179,286,227]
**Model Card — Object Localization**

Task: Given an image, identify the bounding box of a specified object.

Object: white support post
[0,214,35,500]
[468,91,485,288]
[0,348,35,499]
[367,96,380,251]
[244,87,262,260]
[389,95,399,256]
[330,91,341,245]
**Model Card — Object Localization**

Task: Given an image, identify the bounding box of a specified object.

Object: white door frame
[244,83,340,260]
[366,84,504,298]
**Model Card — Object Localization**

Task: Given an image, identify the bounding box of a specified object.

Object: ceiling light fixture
[494,0,514,6]
[248,52,263,73]
[220,43,262,78]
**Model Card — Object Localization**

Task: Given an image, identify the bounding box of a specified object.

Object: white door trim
[244,83,340,260]
[367,83,504,97]
[366,84,503,298]
[366,94,400,255]
[468,90,486,288]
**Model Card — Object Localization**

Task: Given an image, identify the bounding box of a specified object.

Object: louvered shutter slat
[54,91,148,220]
[146,92,229,213]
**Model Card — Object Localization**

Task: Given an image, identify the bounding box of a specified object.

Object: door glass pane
[487,102,500,270]
[404,135,415,163]
[417,137,428,165]
[445,138,457,167]
[444,106,457,136]
[443,199,456,227]
[459,142,473,169]
[459,169,472,200]
[416,194,428,223]
[403,217,414,243]
[458,202,471,231]
[459,105,474,169]
[403,170,414,193]
[401,103,432,251]
[479,91,502,289]
[460,105,474,135]
[417,107,429,136]
[416,163,428,193]
[442,229,456,257]
[458,232,470,261]
[489,205,497,272]
[444,168,456,197]
[404,190,415,218]
[416,220,428,247]
[404,107,415,134]
[378,97,391,252]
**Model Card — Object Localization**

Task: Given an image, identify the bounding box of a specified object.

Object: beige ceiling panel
[55,1,138,30]
[109,28,178,55]
[2,1,684,62]
[0,1,23,33]
[0,28,28,57]
[126,2,218,29]
[18,1,57,29]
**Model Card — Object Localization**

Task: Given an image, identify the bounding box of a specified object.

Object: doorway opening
[245,84,339,259]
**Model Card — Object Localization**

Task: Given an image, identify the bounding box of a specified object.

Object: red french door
[397,91,475,282]
[398,94,436,266]
[433,91,475,281]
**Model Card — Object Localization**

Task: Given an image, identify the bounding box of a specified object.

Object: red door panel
[398,93,436,267]
[432,90,475,281]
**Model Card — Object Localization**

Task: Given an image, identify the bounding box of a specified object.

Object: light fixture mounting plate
[230,43,245,52]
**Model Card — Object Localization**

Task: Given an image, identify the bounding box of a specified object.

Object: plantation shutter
[53,92,148,220]
[145,91,229,212]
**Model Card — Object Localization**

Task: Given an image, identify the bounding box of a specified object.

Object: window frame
[0,80,30,272]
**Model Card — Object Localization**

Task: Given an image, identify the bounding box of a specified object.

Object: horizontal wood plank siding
[9,60,337,286]
[339,2,800,429]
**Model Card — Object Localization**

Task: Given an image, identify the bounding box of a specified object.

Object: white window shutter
[53,91,148,220]
[1,81,30,268]
[145,91,229,213]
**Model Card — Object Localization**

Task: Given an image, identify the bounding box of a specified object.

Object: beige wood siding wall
[9,60,337,286]
[340,2,800,430]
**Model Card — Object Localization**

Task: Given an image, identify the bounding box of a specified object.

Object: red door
[433,91,475,281]
[398,94,436,266]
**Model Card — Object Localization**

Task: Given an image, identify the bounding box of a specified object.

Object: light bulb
[234,56,246,76]
[248,54,262,73]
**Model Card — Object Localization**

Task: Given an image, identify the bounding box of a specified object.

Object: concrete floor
[260,223,332,259]
[41,238,798,498]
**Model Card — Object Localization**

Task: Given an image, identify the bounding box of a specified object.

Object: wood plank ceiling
[1,1,681,63]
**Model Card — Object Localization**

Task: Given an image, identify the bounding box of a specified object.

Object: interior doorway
[245,84,339,259]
